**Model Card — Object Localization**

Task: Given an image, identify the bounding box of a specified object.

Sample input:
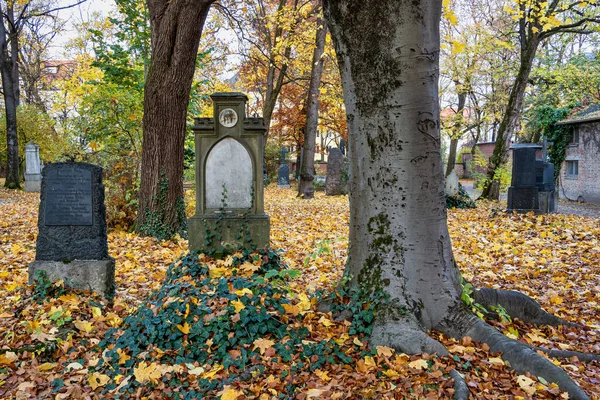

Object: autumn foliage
[0,184,599,398]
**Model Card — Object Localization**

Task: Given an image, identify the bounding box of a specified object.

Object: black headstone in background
[277,163,291,188]
[507,144,542,213]
[535,160,556,192]
[277,146,291,188]
[511,145,539,188]
[35,162,108,261]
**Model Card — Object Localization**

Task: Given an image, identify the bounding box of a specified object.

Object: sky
[49,0,116,58]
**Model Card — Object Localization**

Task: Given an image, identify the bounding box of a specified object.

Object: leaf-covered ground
[0,185,599,399]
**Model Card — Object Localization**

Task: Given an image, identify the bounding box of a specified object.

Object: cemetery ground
[0,183,599,399]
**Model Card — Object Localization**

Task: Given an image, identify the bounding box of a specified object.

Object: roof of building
[557,103,600,125]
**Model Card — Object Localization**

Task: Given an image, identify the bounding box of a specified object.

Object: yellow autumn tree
[480,0,600,199]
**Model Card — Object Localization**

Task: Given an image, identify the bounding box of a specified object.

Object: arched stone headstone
[205,138,253,209]
[189,93,270,252]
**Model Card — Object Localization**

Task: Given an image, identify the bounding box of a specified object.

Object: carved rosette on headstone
[28,162,115,297]
[188,93,270,252]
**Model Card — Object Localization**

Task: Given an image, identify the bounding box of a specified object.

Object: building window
[569,127,580,145]
[566,160,578,178]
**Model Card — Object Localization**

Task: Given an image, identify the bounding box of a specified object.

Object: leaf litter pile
[0,185,599,399]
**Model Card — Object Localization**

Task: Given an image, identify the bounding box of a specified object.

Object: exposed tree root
[531,346,600,363]
[449,369,470,400]
[370,320,449,355]
[370,320,469,399]
[445,312,592,400]
[473,288,582,328]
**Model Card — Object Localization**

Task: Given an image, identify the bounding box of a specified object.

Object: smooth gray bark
[325,0,463,342]
[324,1,596,398]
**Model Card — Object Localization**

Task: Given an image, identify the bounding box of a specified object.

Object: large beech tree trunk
[298,12,327,199]
[325,0,463,347]
[137,0,214,237]
[325,1,596,398]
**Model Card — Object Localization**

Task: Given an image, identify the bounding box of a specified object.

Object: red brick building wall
[559,122,600,204]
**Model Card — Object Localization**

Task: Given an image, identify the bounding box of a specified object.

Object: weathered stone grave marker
[326,147,345,196]
[445,169,460,196]
[189,92,270,252]
[24,141,42,192]
[28,162,115,297]
[277,146,291,188]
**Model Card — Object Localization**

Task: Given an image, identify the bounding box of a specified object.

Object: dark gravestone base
[538,190,558,213]
[507,186,540,213]
[188,214,270,253]
[29,258,115,297]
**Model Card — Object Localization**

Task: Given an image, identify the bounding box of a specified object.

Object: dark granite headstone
[535,160,557,213]
[29,162,115,297]
[535,160,555,192]
[277,146,291,188]
[326,148,345,196]
[511,145,539,188]
[507,144,541,213]
[278,164,291,188]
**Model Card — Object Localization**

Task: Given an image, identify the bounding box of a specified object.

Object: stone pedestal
[507,187,540,213]
[24,177,41,192]
[29,259,115,297]
[189,214,270,250]
[538,190,558,214]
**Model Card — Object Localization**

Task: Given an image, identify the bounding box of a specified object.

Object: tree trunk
[7,5,20,107]
[324,3,598,397]
[298,12,327,199]
[0,4,20,189]
[480,37,540,200]
[261,0,298,136]
[325,0,463,349]
[136,0,214,238]
[445,91,466,177]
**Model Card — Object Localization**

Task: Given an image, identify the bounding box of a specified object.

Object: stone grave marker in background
[24,141,42,192]
[445,169,460,196]
[535,159,557,213]
[189,92,270,252]
[507,144,541,213]
[28,162,115,297]
[326,147,345,196]
[277,146,291,188]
